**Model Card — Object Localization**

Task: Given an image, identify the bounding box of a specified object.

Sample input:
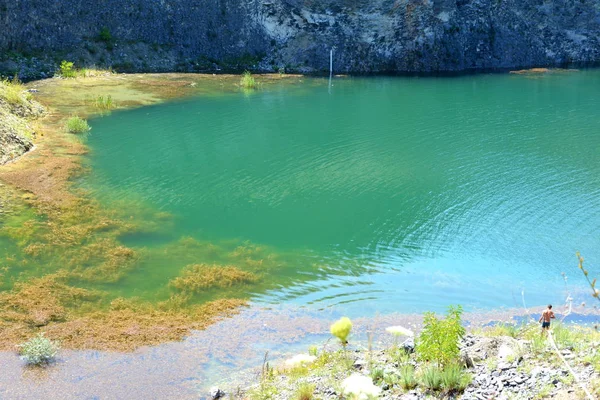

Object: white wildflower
[385,325,414,337]
[341,373,382,399]
[284,354,316,367]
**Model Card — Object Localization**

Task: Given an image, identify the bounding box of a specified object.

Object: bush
[59,60,76,78]
[399,364,418,390]
[441,363,472,393]
[370,367,384,384]
[240,71,257,89]
[416,305,465,367]
[66,116,90,133]
[98,27,112,43]
[18,333,59,365]
[418,365,443,391]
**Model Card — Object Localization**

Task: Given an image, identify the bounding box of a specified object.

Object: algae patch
[0,74,305,351]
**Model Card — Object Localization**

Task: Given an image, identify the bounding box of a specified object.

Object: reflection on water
[79,70,600,314]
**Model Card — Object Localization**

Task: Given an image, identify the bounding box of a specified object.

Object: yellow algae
[169,264,260,293]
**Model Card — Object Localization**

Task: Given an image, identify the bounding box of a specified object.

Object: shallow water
[81,70,600,314]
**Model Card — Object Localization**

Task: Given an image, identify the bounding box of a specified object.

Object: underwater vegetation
[0,73,304,351]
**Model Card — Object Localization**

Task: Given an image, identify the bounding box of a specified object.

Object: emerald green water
[84,71,600,315]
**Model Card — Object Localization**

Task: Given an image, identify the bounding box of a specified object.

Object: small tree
[416,305,465,367]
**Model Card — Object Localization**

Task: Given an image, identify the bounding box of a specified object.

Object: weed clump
[18,333,60,365]
[65,116,90,133]
[94,95,114,110]
[240,71,257,89]
[169,264,259,292]
[0,76,31,106]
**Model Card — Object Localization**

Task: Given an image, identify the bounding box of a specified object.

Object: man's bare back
[539,305,555,334]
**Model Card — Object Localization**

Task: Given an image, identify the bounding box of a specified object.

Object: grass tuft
[294,382,315,400]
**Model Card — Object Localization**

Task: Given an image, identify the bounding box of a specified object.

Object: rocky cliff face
[1,0,599,77]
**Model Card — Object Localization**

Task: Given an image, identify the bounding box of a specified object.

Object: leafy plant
[65,116,90,133]
[418,365,443,391]
[308,345,318,357]
[18,333,59,365]
[416,305,465,367]
[59,60,76,78]
[240,71,257,89]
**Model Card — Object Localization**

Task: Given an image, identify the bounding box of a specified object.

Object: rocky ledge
[219,328,600,400]
[0,82,44,165]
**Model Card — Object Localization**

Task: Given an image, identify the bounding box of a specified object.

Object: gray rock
[209,387,225,400]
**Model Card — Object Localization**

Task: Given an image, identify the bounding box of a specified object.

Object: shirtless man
[539,304,555,335]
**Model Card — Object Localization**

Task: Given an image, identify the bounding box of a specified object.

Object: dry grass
[170,264,259,292]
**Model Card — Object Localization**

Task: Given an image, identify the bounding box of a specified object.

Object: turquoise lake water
[84,70,600,316]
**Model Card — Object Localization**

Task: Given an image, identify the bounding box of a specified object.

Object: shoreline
[0,303,597,399]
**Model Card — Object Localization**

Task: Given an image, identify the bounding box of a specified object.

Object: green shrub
[98,27,112,43]
[59,60,76,78]
[399,364,418,390]
[418,365,443,391]
[66,116,90,133]
[416,305,465,367]
[18,333,59,365]
[308,345,318,357]
[294,382,315,400]
[94,95,114,110]
[240,71,257,89]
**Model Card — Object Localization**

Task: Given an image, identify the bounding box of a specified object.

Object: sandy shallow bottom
[1,303,597,400]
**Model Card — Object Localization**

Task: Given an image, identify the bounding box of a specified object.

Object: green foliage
[240,71,257,89]
[18,333,59,365]
[308,345,318,357]
[98,27,112,43]
[59,60,76,78]
[416,305,465,367]
[330,317,352,346]
[399,364,418,390]
[94,95,114,110]
[65,116,90,133]
[294,382,315,400]
[440,363,472,393]
[418,365,443,391]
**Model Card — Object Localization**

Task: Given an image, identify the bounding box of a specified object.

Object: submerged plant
[18,333,59,365]
[240,71,257,89]
[65,116,90,133]
[94,94,114,110]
